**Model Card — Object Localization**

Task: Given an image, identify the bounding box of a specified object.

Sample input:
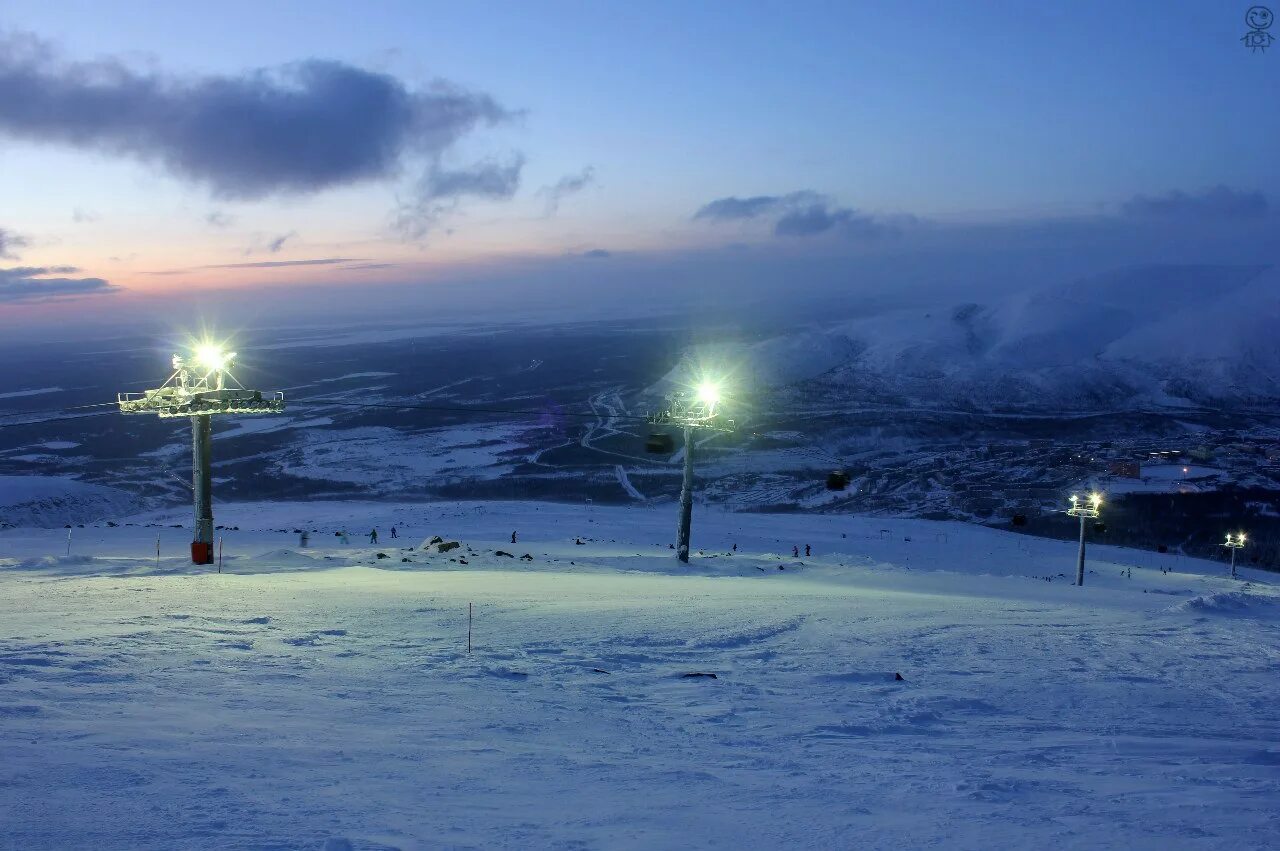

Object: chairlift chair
[645,432,675,454]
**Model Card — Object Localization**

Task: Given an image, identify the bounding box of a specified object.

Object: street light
[648,379,735,563]
[1066,491,1102,586]
[1223,531,1246,579]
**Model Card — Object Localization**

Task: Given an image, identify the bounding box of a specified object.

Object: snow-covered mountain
[675,265,1280,410]
[0,475,140,528]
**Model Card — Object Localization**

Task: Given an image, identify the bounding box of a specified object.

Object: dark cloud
[774,204,892,239]
[0,227,29,259]
[0,265,117,303]
[395,155,525,238]
[539,166,596,214]
[149,257,367,275]
[696,191,898,240]
[693,191,821,222]
[580,248,611,258]
[344,262,398,270]
[0,31,514,200]
[1120,186,1269,221]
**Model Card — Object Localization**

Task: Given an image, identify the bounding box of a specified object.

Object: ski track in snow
[1,499,1279,849]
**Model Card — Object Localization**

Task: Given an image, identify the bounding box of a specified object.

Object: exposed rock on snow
[421,539,461,553]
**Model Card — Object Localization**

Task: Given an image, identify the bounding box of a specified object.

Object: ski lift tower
[1066,492,1102,587]
[119,345,284,564]
[1223,531,1247,579]
[649,382,735,563]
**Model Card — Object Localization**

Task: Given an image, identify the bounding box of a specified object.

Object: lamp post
[1223,531,1246,579]
[1066,492,1102,587]
[648,381,735,563]
[119,343,284,564]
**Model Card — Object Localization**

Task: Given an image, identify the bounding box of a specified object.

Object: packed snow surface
[2,499,1279,849]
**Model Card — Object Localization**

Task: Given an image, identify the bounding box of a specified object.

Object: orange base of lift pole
[191,542,213,564]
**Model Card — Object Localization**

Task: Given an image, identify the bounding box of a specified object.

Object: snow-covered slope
[669,265,1280,409]
[2,499,1278,849]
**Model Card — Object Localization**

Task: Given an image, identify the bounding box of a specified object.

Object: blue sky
[0,1,1276,326]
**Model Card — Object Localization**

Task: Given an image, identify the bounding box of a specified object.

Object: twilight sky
[0,1,1277,333]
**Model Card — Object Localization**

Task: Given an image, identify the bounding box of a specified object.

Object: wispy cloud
[240,230,296,255]
[0,265,117,303]
[149,257,369,275]
[71,207,98,223]
[0,227,29,259]
[538,166,596,215]
[395,155,525,238]
[0,31,515,200]
[265,232,296,253]
[204,211,234,228]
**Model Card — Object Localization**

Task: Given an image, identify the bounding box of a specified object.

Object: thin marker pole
[218,536,223,573]
[467,602,473,654]
[65,528,71,557]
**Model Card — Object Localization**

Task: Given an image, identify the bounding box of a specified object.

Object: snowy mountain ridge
[685,264,1280,410]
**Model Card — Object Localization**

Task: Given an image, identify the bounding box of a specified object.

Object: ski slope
[2,500,1278,850]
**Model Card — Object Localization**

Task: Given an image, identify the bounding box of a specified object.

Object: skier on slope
[370,528,378,545]
[805,544,811,557]
[511,531,518,544]
[338,529,349,545]
[390,527,398,539]
[793,545,799,558]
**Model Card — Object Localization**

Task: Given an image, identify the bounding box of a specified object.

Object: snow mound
[11,554,108,575]
[248,549,352,570]
[1168,588,1280,618]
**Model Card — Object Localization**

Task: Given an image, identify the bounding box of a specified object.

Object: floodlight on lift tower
[648,382,735,564]
[118,344,284,564]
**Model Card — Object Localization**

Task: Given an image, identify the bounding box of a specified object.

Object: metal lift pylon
[119,346,284,564]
